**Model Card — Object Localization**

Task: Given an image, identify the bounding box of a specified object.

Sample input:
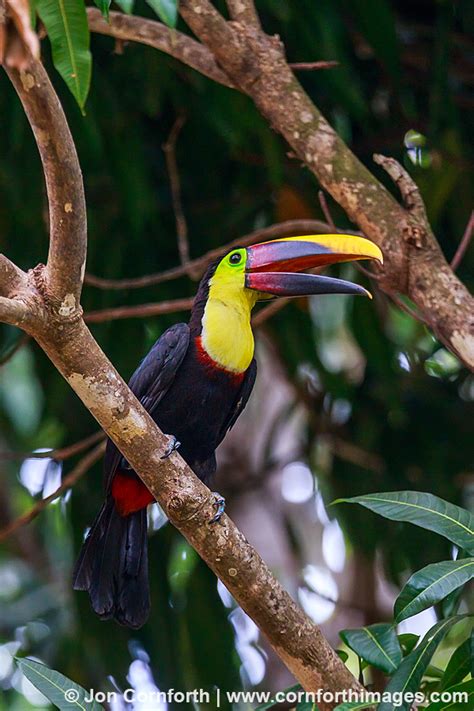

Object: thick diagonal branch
[5,60,86,308]
[178,0,474,370]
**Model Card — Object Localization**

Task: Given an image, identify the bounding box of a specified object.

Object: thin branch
[84,297,193,324]
[5,60,86,307]
[84,219,339,290]
[389,292,427,325]
[85,296,295,327]
[0,430,104,461]
[451,210,474,271]
[354,262,383,282]
[373,153,427,222]
[290,60,339,71]
[87,8,234,89]
[318,190,336,231]
[226,0,261,27]
[0,442,105,544]
[252,298,289,327]
[163,116,197,276]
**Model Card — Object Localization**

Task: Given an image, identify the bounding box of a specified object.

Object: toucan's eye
[229,252,242,265]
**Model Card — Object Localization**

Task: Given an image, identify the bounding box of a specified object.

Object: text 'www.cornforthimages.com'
[78,686,470,707]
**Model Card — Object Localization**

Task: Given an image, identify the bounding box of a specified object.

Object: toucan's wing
[127,323,190,415]
[104,323,190,489]
[219,358,257,439]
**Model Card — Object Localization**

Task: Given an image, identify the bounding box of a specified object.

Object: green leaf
[115,0,135,13]
[146,0,178,28]
[425,678,474,711]
[334,492,474,554]
[378,616,468,711]
[36,0,91,111]
[254,684,302,710]
[340,623,402,674]
[398,634,420,656]
[336,649,349,663]
[395,559,474,623]
[15,657,104,710]
[440,632,473,690]
[93,1,111,20]
[441,550,471,618]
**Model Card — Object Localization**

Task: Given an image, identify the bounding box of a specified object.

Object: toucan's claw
[160,435,181,459]
[209,492,226,524]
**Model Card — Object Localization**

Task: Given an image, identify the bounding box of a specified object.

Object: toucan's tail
[72,498,150,629]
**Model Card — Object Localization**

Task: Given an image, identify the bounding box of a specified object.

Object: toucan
[73,233,382,628]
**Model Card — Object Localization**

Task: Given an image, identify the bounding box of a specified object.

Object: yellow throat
[200,263,258,373]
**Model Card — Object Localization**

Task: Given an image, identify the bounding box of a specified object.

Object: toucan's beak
[245,234,383,299]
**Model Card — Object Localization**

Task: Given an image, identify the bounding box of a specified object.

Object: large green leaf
[395,559,474,623]
[36,0,91,110]
[340,623,402,674]
[16,657,103,710]
[378,616,468,711]
[440,632,473,690]
[93,1,111,21]
[334,492,474,554]
[425,679,474,711]
[333,703,374,711]
[146,0,178,28]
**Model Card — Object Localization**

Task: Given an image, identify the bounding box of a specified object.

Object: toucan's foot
[209,492,226,524]
[160,435,181,460]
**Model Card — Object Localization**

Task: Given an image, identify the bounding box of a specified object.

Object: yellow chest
[201,294,255,373]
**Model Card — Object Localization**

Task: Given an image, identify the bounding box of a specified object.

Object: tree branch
[84,297,193,324]
[290,61,339,71]
[87,8,234,88]
[226,0,260,27]
[5,59,86,308]
[451,210,473,272]
[178,0,474,370]
[163,115,196,275]
[0,430,104,461]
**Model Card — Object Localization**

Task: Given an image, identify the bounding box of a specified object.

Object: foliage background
[0,0,473,708]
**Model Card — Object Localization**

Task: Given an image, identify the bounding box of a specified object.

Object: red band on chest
[194,336,245,385]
